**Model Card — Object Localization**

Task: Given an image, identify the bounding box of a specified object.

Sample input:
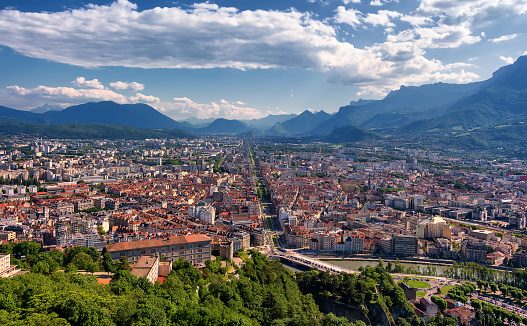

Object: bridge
[269,250,353,274]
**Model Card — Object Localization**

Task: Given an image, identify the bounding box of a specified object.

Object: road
[475,294,527,319]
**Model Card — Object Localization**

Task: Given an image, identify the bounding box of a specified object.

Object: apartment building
[106,234,212,266]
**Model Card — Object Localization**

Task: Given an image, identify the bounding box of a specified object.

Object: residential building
[106,234,212,266]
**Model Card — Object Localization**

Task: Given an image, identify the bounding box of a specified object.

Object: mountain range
[1,55,526,145]
[267,110,332,135]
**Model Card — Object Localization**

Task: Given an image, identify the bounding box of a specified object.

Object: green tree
[13,241,41,257]
[322,313,353,326]
[102,251,115,274]
[70,252,98,272]
[431,296,447,313]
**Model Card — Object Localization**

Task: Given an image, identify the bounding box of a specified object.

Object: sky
[0,0,526,121]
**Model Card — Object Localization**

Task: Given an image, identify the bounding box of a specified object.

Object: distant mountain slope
[243,114,297,130]
[308,81,484,136]
[0,105,43,123]
[41,101,184,129]
[181,117,216,128]
[30,104,63,113]
[0,119,189,139]
[324,125,375,143]
[195,118,252,134]
[268,110,331,135]
[404,55,527,133]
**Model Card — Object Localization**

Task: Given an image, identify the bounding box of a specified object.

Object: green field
[405,280,431,289]
[416,291,426,297]
[440,285,455,295]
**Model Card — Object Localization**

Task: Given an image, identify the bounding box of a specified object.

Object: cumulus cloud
[0,0,475,93]
[363,10,401,27]
[418,0,527,19]
[110,81,145,91]
[1,85,128,108]
[73,77,104,89]
[399,15,432,26]
[387,23,481,49]
[166,97,264,120]
[499,56,514,64]
[0,1,489,100]
[335,6,363,29]
[0,80,268,120]
[0,1,371,73]
[0,80,161,110]
[489,33,519,43]
[129,93,160,104]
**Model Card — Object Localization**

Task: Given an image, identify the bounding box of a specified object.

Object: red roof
[106,234,211,252]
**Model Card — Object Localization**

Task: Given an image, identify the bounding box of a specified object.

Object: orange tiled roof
[106,234,211,252]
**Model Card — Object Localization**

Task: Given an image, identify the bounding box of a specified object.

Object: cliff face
[315,295,396,326]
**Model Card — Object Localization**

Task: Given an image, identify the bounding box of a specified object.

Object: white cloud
[110,81,145,91]
[370,0,383,6]
[0,1,371,73]
[73,76,104,89]
[2,85,128,108]
[418,0,527,19]
[0,81,266,120]
[0,1,483,101]
[0,80,160,109]
[489,33,519,43]
[499,56,514,64]
[342,0,361,4]
[335,6,363,28]
[400,15,432,26]
[387,23,481,49]
[166,97,264,120]
[363,10,401,27]
[129,93,160,104]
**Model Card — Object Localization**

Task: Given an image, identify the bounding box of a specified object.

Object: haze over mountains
[1,55,526,145]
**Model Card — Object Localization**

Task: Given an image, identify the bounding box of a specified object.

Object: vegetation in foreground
[1,242,526,325]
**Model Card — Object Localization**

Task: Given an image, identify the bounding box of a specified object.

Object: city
[1,0,527,325]
[1,135,527,324]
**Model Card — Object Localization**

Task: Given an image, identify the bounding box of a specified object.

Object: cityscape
[1,0,527,325]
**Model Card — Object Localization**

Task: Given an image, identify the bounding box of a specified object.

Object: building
[469,229,494,241]
[513,250,527,267]
[393,235,418,257]
[131,255,160,284]
[188,204,216,224]
[0,231,16,241]
[446,306,475,326]
[74,199,94,212]
[460,240,487,263]
[417,297,438,318]
[380,236,393,255]
[130,255,173,284]
[0,254,10,276]
[336,234,365,253]
[486,251,506,266]
[400,283,417,301]
[212,240,234,260]
[106,234,212,266]
[0,254,17,277]
[416,216,451,239]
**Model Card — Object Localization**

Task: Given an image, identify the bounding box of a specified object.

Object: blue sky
[0,0,526,120]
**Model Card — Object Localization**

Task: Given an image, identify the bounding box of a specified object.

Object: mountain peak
[298,110,315,117]
[30,104,63,113]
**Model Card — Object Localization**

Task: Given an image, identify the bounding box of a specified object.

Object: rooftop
[106,234,211,252]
